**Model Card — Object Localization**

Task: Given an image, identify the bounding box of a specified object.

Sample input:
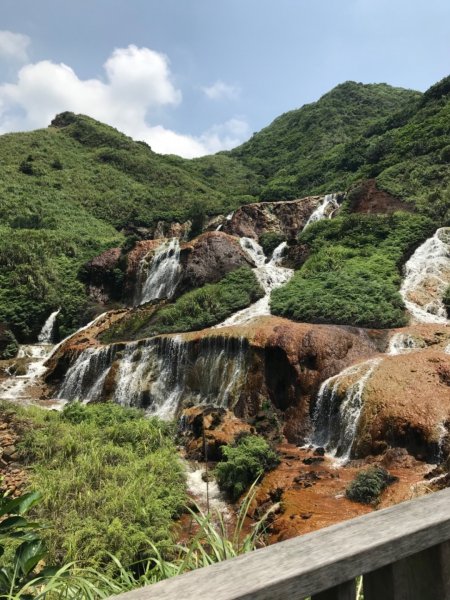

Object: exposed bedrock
[46,316,383,444]
[222,195,344,240]
[347,179,414,215]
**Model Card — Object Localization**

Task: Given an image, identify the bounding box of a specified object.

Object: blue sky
[1,0,450,157]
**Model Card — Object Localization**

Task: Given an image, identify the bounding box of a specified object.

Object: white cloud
[0,31,30,62]
[202,80,241,101]
[0,44,249,157]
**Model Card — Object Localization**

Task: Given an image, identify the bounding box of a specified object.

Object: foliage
[346,466,397,505]
[445,285,450,317]
[0,479,264,599]
[14,402,186,574]
[215,435,280,502]
[259,232,286,257]
[100,268,264,343]
[271,213,435,328]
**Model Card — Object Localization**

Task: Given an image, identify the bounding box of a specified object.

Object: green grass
[10,402,186,574]
[271,212,435,328]
[100,267,264,343]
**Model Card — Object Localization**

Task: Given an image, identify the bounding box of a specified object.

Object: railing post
[312,580,356,600]
[364,540,450,600]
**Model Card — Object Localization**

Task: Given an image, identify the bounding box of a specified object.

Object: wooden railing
[108,487,450,600]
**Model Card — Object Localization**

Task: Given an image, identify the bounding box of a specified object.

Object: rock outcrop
[347,179,413,214]
[178,231,254,292]
[222,196,332,240]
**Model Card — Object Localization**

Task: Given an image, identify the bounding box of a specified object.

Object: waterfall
[215,239,294,327]
[55,335,249,419]
[56,345,116,402]
[134,238,182,306]
[387,333,420,356]
[312,358,382,459]
[0,344,54,402]
[304,193,341,228]
[38,309,60,343]
[400,228,450,324]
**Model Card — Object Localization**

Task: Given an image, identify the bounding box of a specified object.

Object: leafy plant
[346,466,397,505]
[215,435,280,501]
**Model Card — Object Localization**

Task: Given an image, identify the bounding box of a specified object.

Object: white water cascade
[312,358,382,459]
[38,309,60,343]
[215,239,294,328]
[56,336,249,419]
[400,227,450,324]
[134,238,182,306]
[304,193,341,228]
[387,332,421,356]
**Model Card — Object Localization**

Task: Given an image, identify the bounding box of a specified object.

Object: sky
[1,0,450,158]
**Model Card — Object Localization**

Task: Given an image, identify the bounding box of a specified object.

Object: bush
[215,435,280,502]
[17,402,186,573]
[444,285,450,318]
[259,232,286,257]
[100,267,264,343]
[271,213,435,328]
[346,466,397,505]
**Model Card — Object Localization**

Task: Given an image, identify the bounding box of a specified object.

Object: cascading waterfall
[312,358,382,459]
[0,309,64,402]
[215,238,294,327]
[400,227,450,324]
[387,333,420,356]
[56,345,116,403]
[134,238,182,306]
[37,309,60,343]
[55,335,249,419]
[304,193,341,228]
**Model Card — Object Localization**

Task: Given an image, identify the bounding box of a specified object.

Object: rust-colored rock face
[222,197,324,240]
[124,240,163,301]
[178,231,254,292]
[356,346,450,461]
[348,179,413,214]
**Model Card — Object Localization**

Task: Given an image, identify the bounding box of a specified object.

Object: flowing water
[56,335,248,419]
[0,309,62,402]
[400,227,450,324]
[134,238,182,306]
[38,309,60,343]
[304,193,341,228]
[215,239,294,328]
[312,358,382,459]
[387,332,421,356]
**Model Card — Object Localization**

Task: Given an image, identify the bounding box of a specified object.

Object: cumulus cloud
[202,80,241,101]
[0,44,248,157]
[0,30,30,62]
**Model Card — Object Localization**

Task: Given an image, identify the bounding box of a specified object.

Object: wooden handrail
[107,488,450,600]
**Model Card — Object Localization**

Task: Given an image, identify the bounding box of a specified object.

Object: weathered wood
[364,540,450,600]
[312,579,356,600]
[107,488,450,600]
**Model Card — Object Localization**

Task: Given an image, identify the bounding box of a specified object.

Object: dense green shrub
[215,435,280,501]
[346,466,397,504]
[259,232,286,257]
[17,402,186,573]
[444,285,450,317]
[101,267,264,343]
[271,213,435,328]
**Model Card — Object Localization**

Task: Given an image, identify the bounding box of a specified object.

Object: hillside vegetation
[2,77,450,337]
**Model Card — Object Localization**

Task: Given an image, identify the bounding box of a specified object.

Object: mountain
[1,77,450,341]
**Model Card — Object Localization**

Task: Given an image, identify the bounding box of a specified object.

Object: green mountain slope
[2,77,450,340]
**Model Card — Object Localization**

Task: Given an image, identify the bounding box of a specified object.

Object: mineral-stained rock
[178,231,254,292]
[222,196,326,240]
[347,179,413,215]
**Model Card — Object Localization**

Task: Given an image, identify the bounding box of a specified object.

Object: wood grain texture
[107,488,450,600]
